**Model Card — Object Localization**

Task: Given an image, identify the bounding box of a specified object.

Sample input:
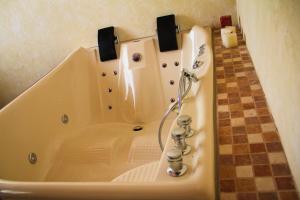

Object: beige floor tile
[261,123,276,132]
[268,152,287,164]
[250,84,261,90]
[220,145,233,155]
[216,67,225,71]
[227,82,238,87]
[233,57,242,62]
[221,193,237,200]
[244,63,253,67]
[247,134,263,143]
[236,72,246,77]
[217,79,226,84]
[218,93,228,100]
[241,96,254,103]
[236,166,253,177]
[224,58,233,63]
[219,105,229,112]
[255,177,275,191]
[231,118,245,127]
[244,109,257,117]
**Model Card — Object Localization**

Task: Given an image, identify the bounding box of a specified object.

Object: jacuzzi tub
[0,26,214,200]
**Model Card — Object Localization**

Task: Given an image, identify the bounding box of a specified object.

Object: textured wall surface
[0,0,236,108]
[237,0,300,190]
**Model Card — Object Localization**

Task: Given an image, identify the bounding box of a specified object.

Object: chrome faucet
[177,114,195,138]
[166,148,187,177]
[171,127,191,155]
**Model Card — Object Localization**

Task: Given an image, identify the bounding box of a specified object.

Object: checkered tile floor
[213,29,299,200]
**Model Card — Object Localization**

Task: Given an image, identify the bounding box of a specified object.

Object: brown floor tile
[245,117,260,125]
[237,192,257,200]
[242,103,255,109]
[236,178,256,192]
[262,132,279,142]
[251,153,269,165]
[230,103,244,112]
[220,135,233,145]
[220,155,234,166]
[219,111,230,119]
[259,116,273,123]
[235,154,252,166]
[228,92,239,99]
[219,119,231,127]
[231,111,244,118]
[258,192,278,200]
[220,179,236,192]
[253,165,272,177]
[233,135,248,144]
[255,101,267,108]
[271,164,291,176]
[233,144,250,154]
[256,108,269,116]
[279,191,299,200]
[233,126,247,135]
[275,177,295,190]
[250,143,266,153]
[247,125,262,134]
[220,166,236,179]
[219,99,229,105]
[266,142,283,152]
[220,126,232,136]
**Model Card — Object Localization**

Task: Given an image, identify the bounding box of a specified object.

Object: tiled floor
[213,29,299,200]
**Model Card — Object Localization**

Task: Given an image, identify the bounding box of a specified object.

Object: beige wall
[0,0,236,108]
[237,0,300,190]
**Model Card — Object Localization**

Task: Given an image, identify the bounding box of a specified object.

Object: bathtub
[0,26,214,200]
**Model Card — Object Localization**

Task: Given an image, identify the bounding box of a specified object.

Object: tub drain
[133,126,143,132]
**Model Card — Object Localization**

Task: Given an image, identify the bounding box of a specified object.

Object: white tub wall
[91,37,182,123]
[237,0,300,190]
[0,0,236,109]
[0,48,102,181]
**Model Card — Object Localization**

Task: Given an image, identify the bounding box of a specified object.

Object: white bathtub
[0,26,215,200]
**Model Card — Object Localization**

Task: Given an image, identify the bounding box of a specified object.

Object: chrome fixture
[171,127,191,155]
[192,44,206,69]
[158,68,199,151]
[166,148,187,177]
[28,152,37,164]
[61,114,69,124]
[177,114,194,138]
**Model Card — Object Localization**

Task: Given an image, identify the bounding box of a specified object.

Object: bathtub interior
[0,26,212,184]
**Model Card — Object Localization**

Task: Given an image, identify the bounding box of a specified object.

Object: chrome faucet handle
[166,148,187,177]
[177,114,195,138]
[171,127,191,155]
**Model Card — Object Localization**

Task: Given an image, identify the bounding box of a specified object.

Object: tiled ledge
[213,29,299,200]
